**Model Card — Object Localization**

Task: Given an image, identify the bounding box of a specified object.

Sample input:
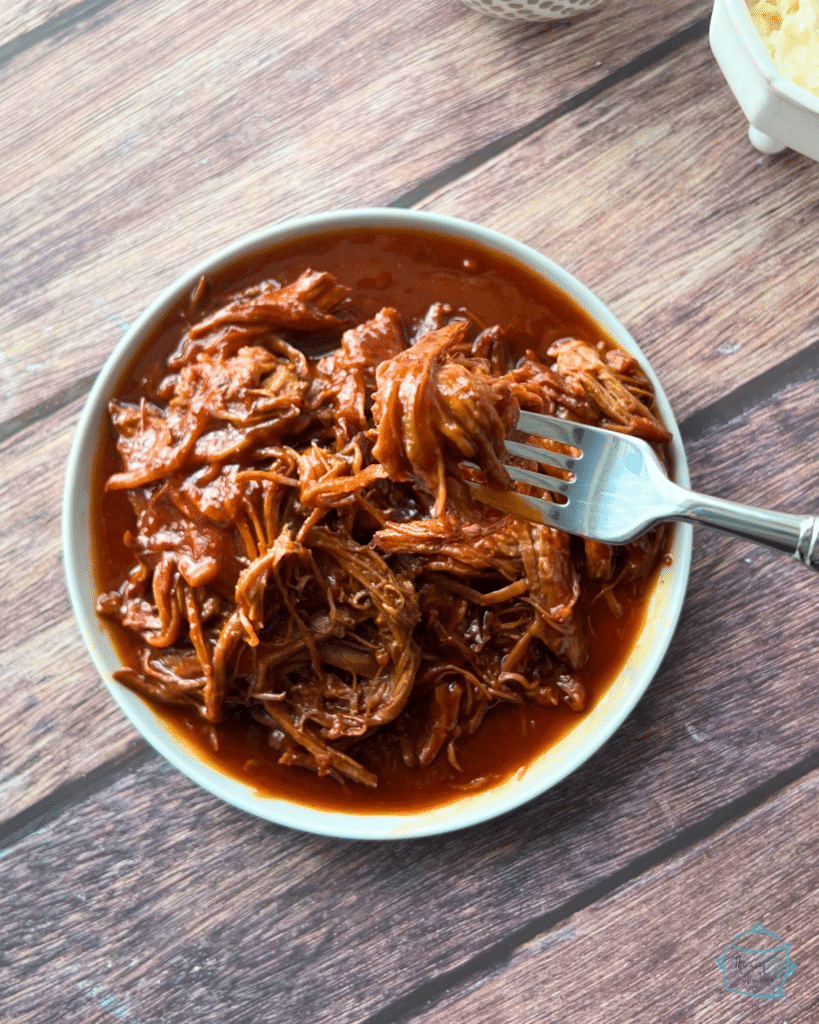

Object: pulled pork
[97,269,668,787]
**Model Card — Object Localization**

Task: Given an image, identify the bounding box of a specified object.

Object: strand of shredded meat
[97,268,669,787]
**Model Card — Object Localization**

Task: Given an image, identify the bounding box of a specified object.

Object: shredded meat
[188,269,351,337]
[371,321,519,517]
[548,339,671,442]
[96,271,670,788]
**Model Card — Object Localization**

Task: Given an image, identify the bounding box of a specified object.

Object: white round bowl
[63,207,692,840]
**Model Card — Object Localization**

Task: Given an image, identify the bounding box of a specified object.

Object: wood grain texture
[0,399,137,817]
[408,772,819,1024]
[0,0,708,424]
[419,36,819,423]
[0,0,108,49]
[3,25,819,820]
[3,378,819,1022]
[5,3,819,1022]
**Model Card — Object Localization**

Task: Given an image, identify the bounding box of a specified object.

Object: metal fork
[476,410,819,570]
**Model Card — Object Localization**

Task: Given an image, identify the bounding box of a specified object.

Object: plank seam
[355,743,819,1024]
[388,15,710,209]
[0,372,99,446]
[0,0,123,69]
[0,740,155,852]
[680,334,819,443]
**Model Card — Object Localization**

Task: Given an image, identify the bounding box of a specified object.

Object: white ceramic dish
[710,0,819,160]
[63,207,692,840]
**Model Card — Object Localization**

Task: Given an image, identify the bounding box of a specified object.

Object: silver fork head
[491,412,671,544]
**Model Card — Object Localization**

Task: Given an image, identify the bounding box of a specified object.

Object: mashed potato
[745,0,819,95]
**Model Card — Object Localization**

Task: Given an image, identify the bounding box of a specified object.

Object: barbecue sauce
[92,226,671,814]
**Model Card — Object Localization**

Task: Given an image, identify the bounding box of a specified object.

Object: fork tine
[465,481,566,529]
[505,438,578,473]
[506,463,572,496]
[517,411,582,446]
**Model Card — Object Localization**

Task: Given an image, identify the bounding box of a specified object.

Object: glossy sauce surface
[93,227,667,814]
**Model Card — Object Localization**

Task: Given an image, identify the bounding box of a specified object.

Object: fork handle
[668,484,819,569]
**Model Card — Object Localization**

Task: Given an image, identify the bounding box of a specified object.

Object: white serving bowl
[63,207,692,841]
[710,0,819,159]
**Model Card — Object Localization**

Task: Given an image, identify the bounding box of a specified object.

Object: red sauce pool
[92,226,668,815]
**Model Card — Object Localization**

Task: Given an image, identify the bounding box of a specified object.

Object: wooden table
[3,0,819,1019]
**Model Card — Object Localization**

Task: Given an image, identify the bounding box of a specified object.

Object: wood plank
[0,0,708,424]
[3,375,819,1022]
[0,399,138,816]
[418,36,819,423]
[409,771,819,1024]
